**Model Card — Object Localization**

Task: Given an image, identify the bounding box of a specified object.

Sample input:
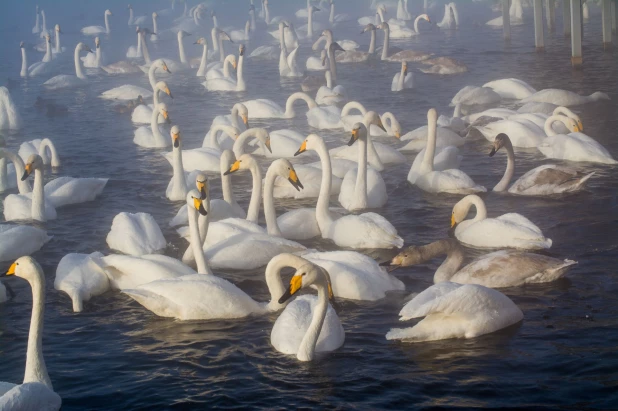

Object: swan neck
[264,256,290,311]
[453,103,462,118]
[494,140,515,192]
[136,32,142,55]
[329,3,334,23]
[0,158,7,189]
[426,240,465,283]
[265,1,270,23]
[236,54,245,91]
[263,165,282,236]
[153,88,160,105]
[220,154,236,206]
[197,43,208,76]
[421,116,437,172]
[23,267,52,389]
[172,140,187,197]
[95,46,101,67]
[285,92,316,118]
[151,106,165,144]
[129,8,134,24]
[148,63,157,90]
[74,46,85,79]
[397,65,405,90]
[218,35,225,62]
[32,168,46,221]
[354,133,368,209]
[55,31,60,53]
[211,29,218,51]
[297,278,329,361]
[246,161,263,224]
[21,48,28,77]
[414,15,421,33]
[364,124,384,171]
[153,16,158,33]
[341,101,367,117]
[325,71,333,88]
[178,33,187,64]
[39,139,60,167]
[328,45,337,82]
[544,115,563,136]
[308,8,313,37]
[104,12,110,34]
[381,26,389,60]
[141,33,151,64]
[368,29,376,53]
[43,38,51,62]
[315,138,334,232]
[2,150,30,193]
[468,196,487,222]
[233,128,259,158]
[188,199,213,275]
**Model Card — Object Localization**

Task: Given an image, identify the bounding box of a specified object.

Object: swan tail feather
[123,289,179,318]
[527,259,577,284]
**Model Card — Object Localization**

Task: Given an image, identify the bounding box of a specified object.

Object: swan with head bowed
[489,133,595,195]
[131,81,173,124]
[43,43,93,90]
[386,282,523,342]
[273,260,345,362]
[411,109,485,194]
[0,148,30,194]
[293,133,403,249]
[133,103,171,148]
[391,61,413,91]
[377,22,433,62]
[243,92,317,119]
[0,257,62,410]
[4,154,107,222]
[207,45,247,91]
[385,238,576,288]
[101,59,171,100]
[482,78,537,100]
[437,2,459,29]
[451,195,552,250]
[451,85,501,106]
[82,9,112,35]
[202,103,249,150]
[106,211,167,257]
[521,89,610,107]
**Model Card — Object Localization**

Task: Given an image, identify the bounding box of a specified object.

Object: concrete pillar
[546,0,556,31]
[563,0,571,36]
[503,0,511,40]
[602,0,612,47]
[571,0,583,66]
[612,0,617,33]
[534,0,545,50]
[424,0,428,12]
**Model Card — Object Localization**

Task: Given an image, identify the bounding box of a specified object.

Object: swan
[396,0,412,20]
[21,37,53,77]
[102,30,145,74]
[306,49,328,71]
[166,127,270,173]
[296,5,324,40]
[412,109,485,194]
[451,194,552,250]
[386,238,577,287]
[131,81,173,124]
[437,3,458,29]
[419,57,468,75]
[128,4,148,26]
[521,89,610,106]
[389,13,431,38]
[391,61,413,91]
[32,5,40,34]
[251,128,306,158]
[38,9,47,37]
[202,103,249,150]
[486,0,523,26]
[315,70,347,105]
[0,87,22,130]
[278,23,302,78]
[194,37,209,77]
[482,78,537,100]
[358,4,385,26]
[0,225,51,263]
[204,54,236,81]
[475,114,578,148]
[0,148,31,194]
[338,123,387,210]
[43,43,92,90]
[451,85,502,106]
[243,91,317,119]
[399,123,464,152]
[125,26,142,58]
[106,212,167,256]
[489,133,595,195]
[52,25,65,54]
[385,282,523,342]
[101,59,170,100]
[133,103,171,148]
[329,24,376,63]
[407,146,462,184]
[207,45,247,91]
[166,126,189,201]
[295,133,403,249]
[538,120,617,165]
[18,139,60,168]
[377,22,433,62]
[328,0,352,25]
[0,257,62,410]
[264,0,287,26]
[230,21,251,43]
[273,261,345,361]
[81,37,105,68]
[81,9,112,35]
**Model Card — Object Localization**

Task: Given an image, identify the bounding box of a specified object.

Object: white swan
[202,103,249,150]
[204,54,236,81]
[483,78,537,99]
[391,61,413,91]
[243,91,317,119]
[315,70,347,105]
[278,23,302,78]
[412,109,485,194]
[451,194,552,250]
[21,37,53,77]
[166,126,189,201]
[133,103,171,148]
[131,81,173,124]
[101,59,170,100]
[125,26,142,58]
[399,123,464,152]
[338,123,387,210]
[106,212,167,256]
[207,45,247,91]
[396,0,412,20]
[489,133,595,195]
[407,146,462,184]
[358,4,384,26]
[0,148,31,194]
[52,24,65,54]
[81,9,112,35]
[32,5,40,34]
[521,89,610,106]
[451,85,501,106]
[295,134,403,249]
[193,37,209,76]
[0,257,62,410]
[486,0,523,27]
[43,43,92,90]
[230,21,251,42]
[306,49,328,71]
[386,239,576,288]
[18,138,60,167]
[475,114,578,148]
[437,2,459,29]
[0,87,22,130]
[0,225,50,263]
[386,282,523,342]
[388,13,431,39]
[128,4,148,26]
[377,22,433,62]
[81,37,104,68]
[329,0,352,25]
[273,261,345,361]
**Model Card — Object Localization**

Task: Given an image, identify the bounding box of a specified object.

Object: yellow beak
[225,160,241,175]
[450,214,456,228]
[294,140,307,156]
[6,262,16,275]
[394,131,401,139]
[241,114,248,126]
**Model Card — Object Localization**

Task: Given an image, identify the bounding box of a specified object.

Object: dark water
[1,0,618,409]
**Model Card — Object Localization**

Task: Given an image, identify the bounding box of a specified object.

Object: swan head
[178,30,190,39]
[489,133,511,157]
[157,103,170,123]
[402,61,408,75]
[278,262,332,304]
[186,190,208,216]
[347,123,367,146]
[377,22,389,30]
[156,59,172,74]
[156,81,172,99]
[219,30,233,42]
[21,154,44,181]
[239,44,245,56]
[223,153,254,175]
[311,5,320,13]
[128,4,132,10]
[365,111,386,132]
[45,33,51,42]
[279,21,288,29]
[321,29,333,38]
[252,128,272,152]
[105,10,113,16]
[78,42,93,53]
[20,41,25,49]
[195,174,208,199]
[451,195,481,228]
[152,12,158,18]
[4,256,43,284]
[361,23,376,34]
[553,106,583,131]
[294,134,323,156]
[55,24,62,33]
[382,246,426,269]
[329,41,345,53]
[420,13,430,23]
[170,125,181,148]
[194,37,207,45]
[274,159,304,192]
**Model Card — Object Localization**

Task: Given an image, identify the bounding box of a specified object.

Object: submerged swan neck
[23,264,52,389]
[493,138,515,192]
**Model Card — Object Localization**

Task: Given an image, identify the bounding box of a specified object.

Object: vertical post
[534,0,545,50]
[424,0,428,12]
[602,0,612,47]
[612,0,617,33]
[563,0,571,36]
[546,0,556,31]
[571,0,583,66]
[503,0,511,40]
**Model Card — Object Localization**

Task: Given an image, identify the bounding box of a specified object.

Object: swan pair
[206,45,247,91]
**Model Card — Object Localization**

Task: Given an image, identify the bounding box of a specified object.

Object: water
[1,0,618,409]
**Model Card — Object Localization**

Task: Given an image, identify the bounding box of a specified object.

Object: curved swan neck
[209,125,236,150]
[74,45,86,79]
[297,274,329,361]
[197,43,208,76]
[414,14,423,33]
[368,28,376,53]
[246,160,263,224]
[284,92,317,118]
[341,101,367,117]
[381,25,389,60]
[104,12,110,34]
[233,128,262,157]
[544,115,566,136]
[465,195,487,223]
[263,164,282,237]
[0,149,30,193]
[419,240,465,283]
[39,139,60,167]
[314,136,334,232]
[148,62,158,90]
[188,197,213,275]
[32,168,45,221]
[354,131,368,209]
[312,35,328,51]
[141,32,151,64]
[178,33,187,64]
[23,264,52,389]
[493,139,515,192]
[151,106,165,144]
[21,48,28,77]
[264,255,303,311]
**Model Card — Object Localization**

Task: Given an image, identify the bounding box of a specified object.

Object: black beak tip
[21,171,29,181]
[347,136,356,146]
[198,204,208,216]
[223,170,232,176]
[488,149,496,157]
[200,188,207,200]
[293,149,302,157]
[169,93,174,99]
[278,289,293,304]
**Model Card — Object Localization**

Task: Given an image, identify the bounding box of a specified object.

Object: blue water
[1,0,618,409]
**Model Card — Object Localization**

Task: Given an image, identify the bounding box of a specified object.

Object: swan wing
[106,212,167,256]
[102,254,195,291]
[0,382,61,411]
[277,208,321,240]
[457,214,551,250]
[0,224,51,263]
[3,193,57,222]
[100,85,153,100]
[44,177,108,208]
[509,164,595,195]
[339,167,387,210]
[328,213,403,249]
